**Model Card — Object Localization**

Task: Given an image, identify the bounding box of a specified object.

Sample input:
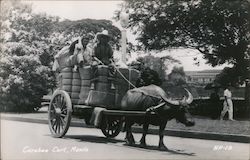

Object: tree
[120,0,250,111]
[214,67,240,87]
[130,54,180,80]
[0,1,58,112]
[0,1,122,112]
[51,19,121,51]
[168,66,187,86]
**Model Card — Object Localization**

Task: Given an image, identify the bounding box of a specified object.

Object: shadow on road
[64,135,195,156]
[123,143,196,156]
[64,135,125,144]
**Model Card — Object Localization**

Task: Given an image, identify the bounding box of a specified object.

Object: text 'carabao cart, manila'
[47,64,151,138]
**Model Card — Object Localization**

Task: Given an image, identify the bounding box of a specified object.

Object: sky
[26,0,229,71]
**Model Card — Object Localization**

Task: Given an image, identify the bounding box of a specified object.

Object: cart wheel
[48,90,72,138]
[101,115,122,138]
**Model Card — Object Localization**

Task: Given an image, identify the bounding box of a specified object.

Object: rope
[129,67,131,90]
[93,57,137,89]
[111,60,137,89]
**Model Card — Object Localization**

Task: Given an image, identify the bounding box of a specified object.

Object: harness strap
[131,88,162,100]
[110,60,137,88]
[93,58,136,89]
[116,67,137,88]
[146,102,166,113]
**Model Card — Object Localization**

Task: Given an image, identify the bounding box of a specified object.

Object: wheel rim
[101,116,122,138]
[48,90,72,137]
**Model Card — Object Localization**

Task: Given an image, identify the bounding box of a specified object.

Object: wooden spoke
[61,108,67,114]
[101,116,122,138]
[50,114,56,121]
[60,117,66,127]
[61,96,66,109]
[57,118,61,134]
[60,113,66,118]
[54,118,59,133]
[48,90,72,138]
[51,119,56,130]
[51,103,57,110]
[56,95,61,107]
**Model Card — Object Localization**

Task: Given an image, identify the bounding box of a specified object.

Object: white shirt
[224,89,232,98]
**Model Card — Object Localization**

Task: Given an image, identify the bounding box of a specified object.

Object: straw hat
[96,30,111,40]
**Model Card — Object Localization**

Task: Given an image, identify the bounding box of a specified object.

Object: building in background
[185,70,221,86]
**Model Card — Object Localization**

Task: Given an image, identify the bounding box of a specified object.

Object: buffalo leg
[139,122,149,147]
[125,119,135,145]
[158,122,168,150]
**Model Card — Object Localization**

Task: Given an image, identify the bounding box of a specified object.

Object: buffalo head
[175,89,195,126]
[148,88,195,127]
[174,105,195,127]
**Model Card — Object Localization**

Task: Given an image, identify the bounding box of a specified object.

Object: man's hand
[93,57,104,65]
[225,97,230,107]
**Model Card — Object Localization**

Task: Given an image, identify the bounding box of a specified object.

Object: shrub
[0,52,54,112]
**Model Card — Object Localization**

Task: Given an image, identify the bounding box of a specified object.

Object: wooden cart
[48,65,147,138]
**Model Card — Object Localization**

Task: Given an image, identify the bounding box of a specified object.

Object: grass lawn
[162,116,250,135]
[2,109,249,136]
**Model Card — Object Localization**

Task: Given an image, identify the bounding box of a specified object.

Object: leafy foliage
[0,1,57,112]
[121,0,250,81]
[168,66,187,86]
[135,67,162,87]
[119,0,250,112]
[0,1,121,112]
[52,19,121,50]
[130,54,180,80]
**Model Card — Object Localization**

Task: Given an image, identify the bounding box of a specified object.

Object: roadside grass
[162,116,250,135]
[2,109,249,136]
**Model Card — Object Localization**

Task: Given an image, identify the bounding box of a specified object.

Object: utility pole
[119,11,129,64]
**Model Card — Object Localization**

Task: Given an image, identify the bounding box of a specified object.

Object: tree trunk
[245,80,250,117]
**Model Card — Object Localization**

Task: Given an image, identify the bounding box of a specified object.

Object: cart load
[49,33,142,138]
[57,65,139,109]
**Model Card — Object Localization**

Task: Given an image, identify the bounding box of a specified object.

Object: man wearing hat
[92,30,114,65]
[90,30,115,89]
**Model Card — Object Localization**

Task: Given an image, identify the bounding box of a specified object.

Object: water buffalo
[121,84,195,150]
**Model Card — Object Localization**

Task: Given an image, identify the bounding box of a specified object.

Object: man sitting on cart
[52,35,93,89]
[52,35,93,72]
[90,30,116,90]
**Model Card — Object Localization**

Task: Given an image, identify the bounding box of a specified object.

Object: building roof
[185,70,221,77]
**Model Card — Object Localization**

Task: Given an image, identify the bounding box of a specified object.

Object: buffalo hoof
[158,144,168,151]
[139,142,146,148]
[125,138,135,145]
[185,121,195,127]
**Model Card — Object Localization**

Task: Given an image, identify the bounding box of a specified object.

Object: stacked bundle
[58,66,91,105]
[83,66,139,109]
[78,67,92,104]
[85,65,117,109]
[58,66,139,109]
[115,68,139,107]
[60,67,73,93]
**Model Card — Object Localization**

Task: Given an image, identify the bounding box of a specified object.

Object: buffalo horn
[164,98,180,106]
[184,88,193,104]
